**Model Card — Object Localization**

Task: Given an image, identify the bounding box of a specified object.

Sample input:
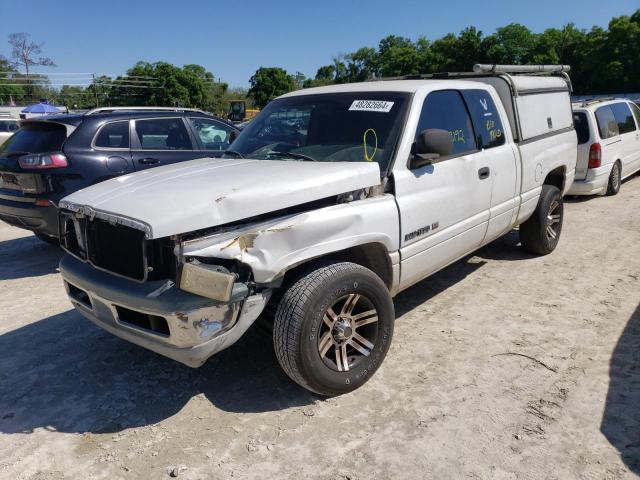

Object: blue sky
[0,0,637,88]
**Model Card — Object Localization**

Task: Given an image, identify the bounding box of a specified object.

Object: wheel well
[544,166,566,191]
[280,243,393,291]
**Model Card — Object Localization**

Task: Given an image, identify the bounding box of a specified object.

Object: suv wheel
[273,262,394,396]
[606,161,621,196]
[519,184,563,255]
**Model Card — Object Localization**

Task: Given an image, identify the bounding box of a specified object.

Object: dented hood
[60,157,381,239]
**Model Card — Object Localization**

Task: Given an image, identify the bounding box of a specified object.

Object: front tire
[273,262,394,396]
[519,185,563,255]
[606,161,621,196]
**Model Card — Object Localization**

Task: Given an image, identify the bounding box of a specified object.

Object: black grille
[60,211,176,282]
[86,220,147,280]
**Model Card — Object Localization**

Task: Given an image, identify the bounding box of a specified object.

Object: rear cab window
[415,90,477,156]
[610,102,637,134]
[594,106,619,140]
[134,118,193,150]
[0,122,67,154]
[461,89,505,149]
[573,112,590,144]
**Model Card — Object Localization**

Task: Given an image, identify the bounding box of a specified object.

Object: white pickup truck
[58,65,577,395]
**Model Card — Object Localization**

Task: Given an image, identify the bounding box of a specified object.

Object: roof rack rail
[85,106,211,116]
[372,64,571,82]
[473,64,571,74]
[572,97,617,107]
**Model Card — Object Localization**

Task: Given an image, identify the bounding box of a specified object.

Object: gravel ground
[0,176,639,480]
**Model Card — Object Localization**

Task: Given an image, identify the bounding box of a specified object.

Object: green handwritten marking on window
[489,129,503,142]
[363,128,378,162]
[449,129,465,143]
[486,119,495,131]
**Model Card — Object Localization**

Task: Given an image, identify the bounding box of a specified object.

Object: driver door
[395,90,492,288]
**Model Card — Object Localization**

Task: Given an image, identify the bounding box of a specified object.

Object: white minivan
[569,99,640,196]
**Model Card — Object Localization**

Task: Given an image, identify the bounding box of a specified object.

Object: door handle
[138,157,159,165]
[478,166,490,180]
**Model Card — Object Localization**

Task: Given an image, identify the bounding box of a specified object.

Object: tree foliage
[248,67,296,108]
[304,10,640,94]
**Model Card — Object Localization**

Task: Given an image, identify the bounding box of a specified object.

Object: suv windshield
[0,122,67,154]
[229,92,409,171]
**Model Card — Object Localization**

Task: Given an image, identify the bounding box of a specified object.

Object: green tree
[248,67,295,108]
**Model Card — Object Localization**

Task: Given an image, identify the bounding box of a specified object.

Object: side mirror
[228,130,239,144]
[409,129,453,169]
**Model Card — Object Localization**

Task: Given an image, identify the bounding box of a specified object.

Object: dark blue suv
[0,108,239,243]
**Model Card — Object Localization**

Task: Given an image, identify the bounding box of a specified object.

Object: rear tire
[519,185,563,255]
[35,233,59,247]
[273,262,394,396]
[606,161,621,196]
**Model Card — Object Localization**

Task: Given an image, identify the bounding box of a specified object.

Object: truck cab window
[462,90,506,149]
[415,90,476,156]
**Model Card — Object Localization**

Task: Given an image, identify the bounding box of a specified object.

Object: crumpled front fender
[181,195,400,284]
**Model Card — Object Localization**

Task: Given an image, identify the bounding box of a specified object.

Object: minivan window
[461,90,505,149]
[631,102,640,130]
[416,90,476,156]
[573,112,590,144]
[594,106,619,139]
[94,121,130,149]
[0,120,19,132]
[134,118,193,150]
[610,102,637,134]
[0,122,67,154]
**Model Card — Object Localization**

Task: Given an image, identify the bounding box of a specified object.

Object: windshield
[229,92,409,170]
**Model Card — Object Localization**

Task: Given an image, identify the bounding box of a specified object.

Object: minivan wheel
[273,262,394,396]
[606,161,621,196]
[519,184,563,255]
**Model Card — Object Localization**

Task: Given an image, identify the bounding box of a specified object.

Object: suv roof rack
[572,97,618,108]
[85,106,211,116]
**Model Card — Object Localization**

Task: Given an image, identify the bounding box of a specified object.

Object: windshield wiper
[267,151,317,162]
[221,150,244,158]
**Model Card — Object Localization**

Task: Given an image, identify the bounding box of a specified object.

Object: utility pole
[92,73,99,108]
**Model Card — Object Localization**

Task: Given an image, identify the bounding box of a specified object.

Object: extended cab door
[130,117,200,170]
[395,89,492,288]
[461,89,518,242]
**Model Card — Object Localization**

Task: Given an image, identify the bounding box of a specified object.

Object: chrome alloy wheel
[611,163,621,191]
[545,199,561,241]
[317,293,379,372]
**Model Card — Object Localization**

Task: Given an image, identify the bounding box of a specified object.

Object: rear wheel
[519,185,563,255]
[606,161,621,196]
[273,262,394,396]
[35,233,59,247]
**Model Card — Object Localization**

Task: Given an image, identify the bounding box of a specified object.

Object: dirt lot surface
[0,177,639,480]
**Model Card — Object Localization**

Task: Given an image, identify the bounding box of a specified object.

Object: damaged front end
[58,206,271,368]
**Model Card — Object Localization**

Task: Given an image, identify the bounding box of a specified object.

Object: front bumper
[60,254,270,367]
[567,165,611,196]
[0,196,59,236]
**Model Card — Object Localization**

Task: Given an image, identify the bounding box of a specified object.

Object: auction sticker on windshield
[349,100,395,113]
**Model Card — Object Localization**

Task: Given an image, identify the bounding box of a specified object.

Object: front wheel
[519,185,563,255]
[273,262,394,396]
